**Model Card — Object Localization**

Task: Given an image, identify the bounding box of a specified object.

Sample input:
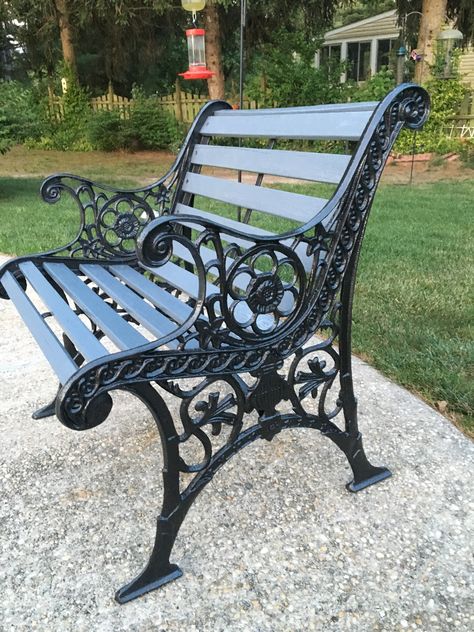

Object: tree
[54,0,76,74]
[205,1,225,99]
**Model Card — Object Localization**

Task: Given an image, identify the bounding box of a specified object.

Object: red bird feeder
[179,28,214,80]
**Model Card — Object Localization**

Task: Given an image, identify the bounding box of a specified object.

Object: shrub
[88,110,126,151]
[127,88,184,151]
[26,65,93,151]
[0,80,45,153]
[394,46,467,156]
[351,66,396,102]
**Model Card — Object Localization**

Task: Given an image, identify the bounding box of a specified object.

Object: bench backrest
[172,101,378,237]
[140,84,429,345]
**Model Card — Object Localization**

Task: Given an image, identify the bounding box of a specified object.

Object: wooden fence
[47,81,266,125]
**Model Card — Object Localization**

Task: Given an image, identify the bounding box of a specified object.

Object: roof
[324,10,399,44]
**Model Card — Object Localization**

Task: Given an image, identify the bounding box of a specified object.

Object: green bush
[127,88,184,151]
[0,80,45,153]
[394,46,467,156]
[88,110,126,151]
[351,66,395,102]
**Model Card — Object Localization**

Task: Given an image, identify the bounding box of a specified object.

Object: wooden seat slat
[111,265,193,324]
[181,173,328,223]
[2,271,77,383]
[43,263,149,350]
[142,260,217,300]
[80,264,179,347]
[19,262,108,362]
[191,144,351,184]
[200,109,372,140]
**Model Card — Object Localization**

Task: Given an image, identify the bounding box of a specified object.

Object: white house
[315,9,474,87]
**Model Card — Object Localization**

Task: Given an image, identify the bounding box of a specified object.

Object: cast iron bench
[0,83,429,604]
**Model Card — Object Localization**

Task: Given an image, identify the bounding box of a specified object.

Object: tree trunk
[54,0,77,74]
[414,0,447,83]
[204,2,225,100]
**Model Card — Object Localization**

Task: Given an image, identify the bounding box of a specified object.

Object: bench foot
[115,564,183,604]
[346,466,392,492]
[32,396,57,420]
[328,431,391,493]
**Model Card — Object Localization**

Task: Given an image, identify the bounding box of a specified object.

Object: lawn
[0,168,472,435]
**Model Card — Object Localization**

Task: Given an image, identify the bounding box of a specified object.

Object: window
[377,39,396,71]
[347,41,371,82]
[320,44,341,65]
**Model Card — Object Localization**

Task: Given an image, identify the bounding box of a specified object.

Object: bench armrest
[39,166,180,261]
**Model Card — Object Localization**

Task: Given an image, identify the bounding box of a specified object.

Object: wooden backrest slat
[191,144,351,184]
[181,173,327,223]
[200,109,372,140]
[214,102,378,116]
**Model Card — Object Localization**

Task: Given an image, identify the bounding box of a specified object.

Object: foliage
[87,110,125,151]
[246,28,351,107]
[27,65,94,151]
[458,139,474,167]
[86,88,186,152]
[336,0,395,27]
[126,88,185,151]
[350,66,396,101]
[0,80,45,153]
[394,47,467,155]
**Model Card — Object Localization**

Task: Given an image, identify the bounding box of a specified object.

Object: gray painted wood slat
[200,109,372,140]
[191,144,351,184]
[175,204,273,244]
[181,173,327,223]
[80,264,179,347]
[111,265,192,324]
[214,102,378,116]
[43,262,148,350]
[142,260,217,300]
[19,261,107,362]
[174,204,313,272]
[2,271,77,383]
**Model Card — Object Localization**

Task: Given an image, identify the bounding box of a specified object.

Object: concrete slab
[0,257,473,632]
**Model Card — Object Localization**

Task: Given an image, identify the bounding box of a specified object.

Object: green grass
[0,175,472,434]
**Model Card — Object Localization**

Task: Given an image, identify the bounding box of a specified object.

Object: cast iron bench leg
[115,382,185,604]
[334,251,392,492]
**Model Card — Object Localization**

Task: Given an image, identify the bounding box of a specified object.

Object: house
[315,9,474,87]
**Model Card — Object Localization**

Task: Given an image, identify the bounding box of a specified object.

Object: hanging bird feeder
[179,1,214,80]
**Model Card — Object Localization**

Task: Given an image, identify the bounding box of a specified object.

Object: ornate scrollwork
[39,175,176,260]
[221,243,306,340]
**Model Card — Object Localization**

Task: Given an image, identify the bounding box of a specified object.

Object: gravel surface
[0,256,473,632]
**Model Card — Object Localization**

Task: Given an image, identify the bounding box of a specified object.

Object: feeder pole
[239,0,246,109]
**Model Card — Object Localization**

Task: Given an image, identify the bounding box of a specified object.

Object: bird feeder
[437,28,463,78]
[179,0,214,80]
[179,28,214,80]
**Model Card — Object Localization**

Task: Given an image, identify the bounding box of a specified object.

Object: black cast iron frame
[0,84,430,604]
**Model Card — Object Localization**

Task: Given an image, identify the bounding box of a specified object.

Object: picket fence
[47,82,264,124]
